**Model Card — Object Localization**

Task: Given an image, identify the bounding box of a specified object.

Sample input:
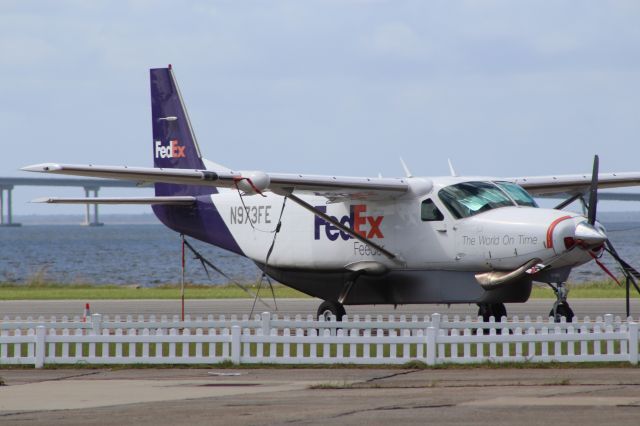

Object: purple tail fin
[149,66,242,255]
[150,66,214,196]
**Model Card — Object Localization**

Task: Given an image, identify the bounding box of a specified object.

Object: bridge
[0,177,146,226]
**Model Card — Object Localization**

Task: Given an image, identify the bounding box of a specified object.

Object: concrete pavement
[3,296,639,425]
[1,368,639,425]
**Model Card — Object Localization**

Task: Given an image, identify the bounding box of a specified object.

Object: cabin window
[421,199,444,221]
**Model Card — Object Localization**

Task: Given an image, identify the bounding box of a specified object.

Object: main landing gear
[317,294,575,324]
[477,303,507,322]
[548,282,574,322]
[317,300,346,321]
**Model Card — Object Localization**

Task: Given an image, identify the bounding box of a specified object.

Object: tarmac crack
[1,370,105,388]
[354,381,640,390]
[541,384,639,399]
[360,369,422,385]
[326,402,457,420]
[0,410,42,418]
[37,370,104,383]
[282,401,457,424]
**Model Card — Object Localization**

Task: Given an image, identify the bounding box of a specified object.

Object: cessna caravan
[23,66,640,322]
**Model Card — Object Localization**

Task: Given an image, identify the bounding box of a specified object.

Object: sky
[2,0,640,215]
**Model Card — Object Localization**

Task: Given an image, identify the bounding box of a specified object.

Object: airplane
[22,65,640,322]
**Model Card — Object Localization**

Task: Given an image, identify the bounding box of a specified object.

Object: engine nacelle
[236,170,270,195]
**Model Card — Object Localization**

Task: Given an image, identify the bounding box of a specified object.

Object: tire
[477,303,505,322]
[478,303,506,335]
[477,304,492,322]
[491,303,507,321]
[550,302,574,323]
[317,300,346,322]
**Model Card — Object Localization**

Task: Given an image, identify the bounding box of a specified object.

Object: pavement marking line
[0,379,314,412]
[461,396,640,407]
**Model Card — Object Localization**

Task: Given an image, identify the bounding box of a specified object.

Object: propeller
[587,155,599,225]
[583,155,640,317]
[550,155,639,316]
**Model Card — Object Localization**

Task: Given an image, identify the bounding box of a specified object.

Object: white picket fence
[1,312,638,368]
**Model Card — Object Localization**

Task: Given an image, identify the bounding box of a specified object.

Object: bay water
[1,220,640,286]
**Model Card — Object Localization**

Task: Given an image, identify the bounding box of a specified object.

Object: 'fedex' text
[155,140,186,159]
[314,205,384,241]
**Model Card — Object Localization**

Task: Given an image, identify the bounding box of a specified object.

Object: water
[1,221,640,286]
[572,221,640,282]
[0,225,260,286]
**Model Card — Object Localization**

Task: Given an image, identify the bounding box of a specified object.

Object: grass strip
[0,280,637,300]
[0,283,308,300]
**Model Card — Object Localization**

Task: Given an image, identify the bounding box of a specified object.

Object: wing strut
[553,193,583,210]
[284,192,403,265]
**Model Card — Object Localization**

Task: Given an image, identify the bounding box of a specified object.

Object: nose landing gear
[548,282,574,322]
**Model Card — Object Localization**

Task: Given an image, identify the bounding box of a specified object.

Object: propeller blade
[587,155,599,225]
[605,240,640,282]
[604,238,640,317]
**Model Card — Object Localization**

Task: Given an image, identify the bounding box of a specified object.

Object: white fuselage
[212,176,595,276]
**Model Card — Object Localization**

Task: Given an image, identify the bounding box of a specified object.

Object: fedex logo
[314,205,384,241]
[155,140,186,159]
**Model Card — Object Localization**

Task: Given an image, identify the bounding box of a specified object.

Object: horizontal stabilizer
[31,196,196,205]
[21,163,219,185]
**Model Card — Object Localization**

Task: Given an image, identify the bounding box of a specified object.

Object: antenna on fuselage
[448,159,458,177]
[399,157,413,178]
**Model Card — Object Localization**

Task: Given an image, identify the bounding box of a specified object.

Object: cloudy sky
[2,0,640,214]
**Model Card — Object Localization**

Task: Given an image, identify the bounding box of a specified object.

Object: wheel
[550,302,574,323]
[478,303,506,335]
[477,304,491,322]
[491,303,507,321]
[477,303,505,322]
[317,300,346,321]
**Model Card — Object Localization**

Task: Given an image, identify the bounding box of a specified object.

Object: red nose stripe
[546,215,573,249]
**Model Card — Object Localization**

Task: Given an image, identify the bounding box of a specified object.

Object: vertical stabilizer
[149,66,241,254]
[150,66,211,196]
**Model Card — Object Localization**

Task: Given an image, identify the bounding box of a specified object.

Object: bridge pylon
[83,187,103,227]
[0,185,21,227]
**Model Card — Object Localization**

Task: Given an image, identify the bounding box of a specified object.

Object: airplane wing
[21,163,410,200]
[535,192,640,201]
[507,172,640,197]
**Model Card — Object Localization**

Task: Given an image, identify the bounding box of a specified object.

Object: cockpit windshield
[438,181,537,219]
[495,181,538,208]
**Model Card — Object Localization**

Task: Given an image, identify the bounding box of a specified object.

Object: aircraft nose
[546,215,607,254]
[573,221,607,247]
